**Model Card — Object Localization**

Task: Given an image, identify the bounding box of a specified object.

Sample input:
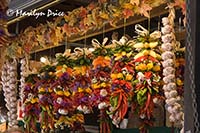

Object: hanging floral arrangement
[108,36,135,128]
[36,64,56,132]
[90,38,114,133]
[52,50,84,131]
[70,48,93,115]
[23,74,41,133]
[131,24,163,131]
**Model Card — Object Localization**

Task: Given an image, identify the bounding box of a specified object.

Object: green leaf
[42,106,47,111]
[141,88,147,95]
[147,86,152,94]
[132,79,139,85]
[80,59,85,65]
[137,90,147,105]
[110,96,118,107]
[153,87,159,93]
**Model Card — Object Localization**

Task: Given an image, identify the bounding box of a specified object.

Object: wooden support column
[184,0,200,132]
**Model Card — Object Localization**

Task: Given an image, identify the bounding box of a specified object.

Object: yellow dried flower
[30,98,38,104]
[64,90,71,97]
[126,74,133,81]
[78,87,84,93]
[152,65,160,71]
[147,62,153,70]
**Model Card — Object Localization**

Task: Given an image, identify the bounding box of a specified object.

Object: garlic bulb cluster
[20,58,27,102]
[18,58,28,119]
[1,59,18,128]
[1,61,9,117]
[161,13,184,130]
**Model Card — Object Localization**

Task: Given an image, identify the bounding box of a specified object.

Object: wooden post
[184,0,200,132]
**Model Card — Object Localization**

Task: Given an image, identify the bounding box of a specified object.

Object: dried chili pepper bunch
[108,36,135,127]
[132,24,163,130]
[161,7,184,132]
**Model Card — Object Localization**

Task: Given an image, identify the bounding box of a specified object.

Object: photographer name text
[7,9,65,18]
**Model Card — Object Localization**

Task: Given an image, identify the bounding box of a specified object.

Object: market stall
[0,0,186,133]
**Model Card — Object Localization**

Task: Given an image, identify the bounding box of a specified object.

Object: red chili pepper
[113,92,123,112]
[144,72,152,79]
[147,108,151,119]
[127,62,135,66]
[149,56,159,62]
[111,62,120,73]
[120,80,126,85]
[99,71,106,76]
[144,92,151,112]
[136,84,144,90]
[113,79,120,84]
[121,98,128,119]
[113,88,123,94]
[125,82,132,90]
[125,65,135,73]
[134,56,148,62]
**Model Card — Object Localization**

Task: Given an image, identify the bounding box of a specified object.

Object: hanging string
[53,46,55,60]
[50,45,52,62]
[123,18,126,36]
[65,36,68,50]
[148,11,151,32]
[158,15,161,31]
[34,51,37,61]
[84,32,87,48]
[0,48,2,58]
[103,23,105,40]
[179,17,182,31]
